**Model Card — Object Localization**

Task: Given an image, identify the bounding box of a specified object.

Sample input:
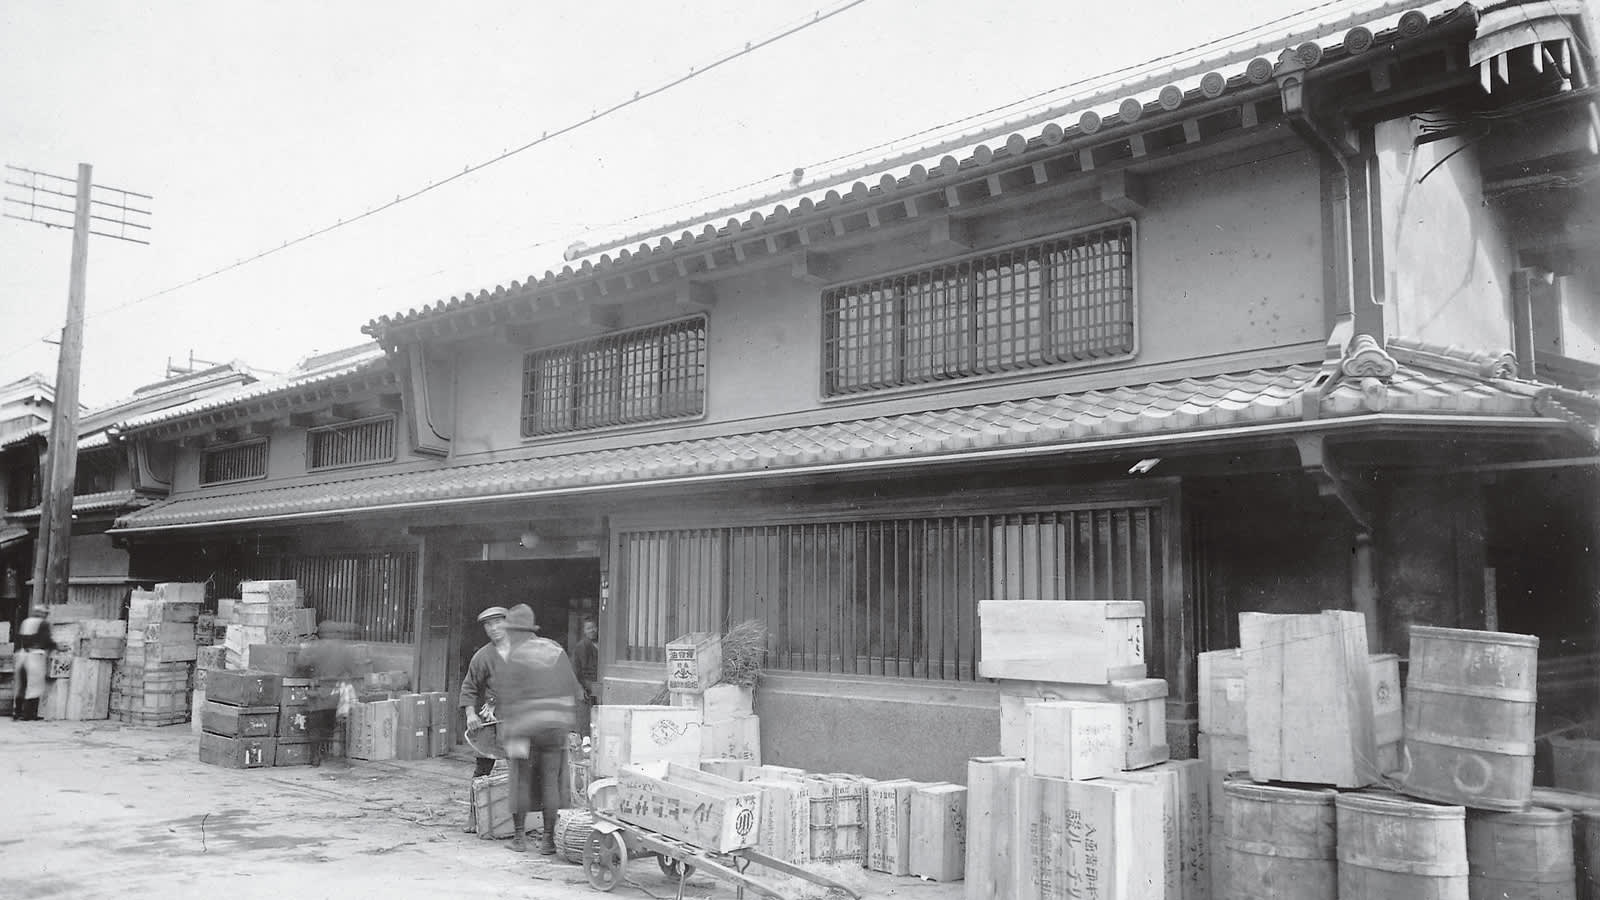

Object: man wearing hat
[11,605,52,721]
[496,603,583,856]
[460,606,510,831]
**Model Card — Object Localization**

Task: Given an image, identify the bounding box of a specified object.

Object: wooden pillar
[1374,474,1486,655]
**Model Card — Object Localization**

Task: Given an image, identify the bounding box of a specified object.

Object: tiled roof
[111,361,1564,531]
[1,362,262,450]
[11,489,157,520]
[364,1,1474,337]
[118,344,389,434]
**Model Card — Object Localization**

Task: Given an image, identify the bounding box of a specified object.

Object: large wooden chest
[1000,678,1170,771]
[1018,773,1165,900]
[979,600,1146,683]
[200,700,279,738]
[198,732,277,769]
[592,705,703,777]
[617,761,761,853]
[665,632,722,692]
[205,669,283,707]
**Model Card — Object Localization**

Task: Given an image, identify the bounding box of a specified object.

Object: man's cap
[477,606,509,623]
[503,603,540,632]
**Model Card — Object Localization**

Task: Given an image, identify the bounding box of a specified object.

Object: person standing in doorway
[496,603,582,856]
[12,605,52,721]
[571,616,600,739]
[459,606,509,834]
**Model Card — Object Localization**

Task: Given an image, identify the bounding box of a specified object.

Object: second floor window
[73,448,118,495]
[4,454,38,511]
[308,416,396,471]
[823,221,1136,396]
[522,316,708,437]
[200,440,267,485]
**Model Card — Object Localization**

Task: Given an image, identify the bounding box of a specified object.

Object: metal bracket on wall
[1294,433,1372,531]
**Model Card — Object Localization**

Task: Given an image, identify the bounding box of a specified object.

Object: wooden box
[750,777,811,865]
[82,636,126,659]
[46,602,98,622]
[205,669,282,707]
[190,688,206,734]
[911,783,968,882]
[290,608,316,636]
[1107,760,1210,900]
[196,645,228,672]
[1025,701,1123,781]
[1018,773,1165,900]
[804,774,868,864]
[154,582,206,605]
[278,705,311,741]
[224,625,269,655]
[700,758,748,780]
[199,732,276,769]
[395,693,431,761]
[869,778,922,875]
[348,698,398,761]
[742,764,806,782]
[280,677,312,707]
[701,715,761,764]
[1001,678,1170,771]
[245,644,299,676]
[64,657,113,721]
[1369,652,1403,776]
[47,650,73,680]
[966,758,1025,900]
[979,601,1146,683]
[1241,610,1376,788]
[1197,732,1246,897]
[665,632,722,692]
[1197,649,1247,738]
[427,692,453,756]
[671,683,754,720]
[617,761,761,853]
[592,705,703,777]
[239,579,300,605]
[274,740,313,766]
[201,700,279,738]
[472,772,516,839]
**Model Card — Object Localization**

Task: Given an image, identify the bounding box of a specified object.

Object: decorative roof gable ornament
[1341,334,1398,380]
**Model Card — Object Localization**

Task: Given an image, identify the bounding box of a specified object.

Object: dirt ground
[0,719,966,900]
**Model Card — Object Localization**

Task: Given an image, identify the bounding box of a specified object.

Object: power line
[0,0,873,365]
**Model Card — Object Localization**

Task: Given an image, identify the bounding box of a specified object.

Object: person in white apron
[13,606,52,721]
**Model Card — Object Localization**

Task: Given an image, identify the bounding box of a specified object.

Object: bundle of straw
[718,619,767,688]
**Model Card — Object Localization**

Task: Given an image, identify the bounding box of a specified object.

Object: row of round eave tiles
[372,15,1430,329]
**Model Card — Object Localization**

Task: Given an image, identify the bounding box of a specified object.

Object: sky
[1,0,1414,408]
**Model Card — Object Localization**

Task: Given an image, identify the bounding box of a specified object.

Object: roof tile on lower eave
[113,361,1557,530]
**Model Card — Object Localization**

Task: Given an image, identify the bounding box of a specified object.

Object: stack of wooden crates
[111,583,202,726]
[967,599,1208,900]
[218,580,312,670]
[198,669,285,768]
[37,605,125,721]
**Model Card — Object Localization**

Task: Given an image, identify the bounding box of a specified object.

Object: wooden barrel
[554,808,596,864]
[1467,807,1575,899]
[1222,779,1338,899]
[1401,625,1539,811]
[1338,792,1468,900]
[1580,812,1599,900]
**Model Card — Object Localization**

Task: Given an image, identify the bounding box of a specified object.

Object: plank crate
[1107,760,1210,900]
[869,778,923,876]
[426,692,452,756]
[701,715,761,764]
[592,705,703,777]
[278,705,311,741]
[749,777,811,865]
[472,772,516,839]
[670,683,754,720]
[1025,700,1125,781]
[64,658,113,721]
[201,700,279,739]
[348,698,398,761]
[1000,678,1171,771]
[979,601,1146,684]
[280,677,312,707]
[274,740,313,767]
[910,783,968,882]
[1018,773,1166,900]
[245,644,299,676]
[1240,610,1377,788]
[153,582,206,605]
[665,632,722,692]
[198,732,276,769]
[966,759,1024,900]
[205,670,283,707]
[804,774,868,864]
[395,693,431,761]
[1197,649,1247,738]
[617,761,761,853]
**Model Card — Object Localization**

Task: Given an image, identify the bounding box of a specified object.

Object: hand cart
[584,810,862,900]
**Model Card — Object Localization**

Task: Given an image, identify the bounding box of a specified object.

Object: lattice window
[4,452,39,511]
[308,416,396,471]
[618,503,1166,681]
[199,440,267,485]
[522,317,707,436]
[73,448,119,495]
[823,221,1135,395]
[237,551,418,643]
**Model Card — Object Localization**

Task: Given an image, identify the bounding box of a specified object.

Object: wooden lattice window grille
[823,221,1135,395]
[308,415,397,471]
[618,504,1165,681]
[522,316,707,436]
[73,447,119,495]
[4,453,39,512]
[240,550,418,643]
[199,440,267,485]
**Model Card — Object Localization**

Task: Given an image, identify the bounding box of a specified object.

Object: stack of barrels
[1214,619,1589,900]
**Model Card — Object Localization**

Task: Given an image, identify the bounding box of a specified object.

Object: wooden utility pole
[4,163,151,611]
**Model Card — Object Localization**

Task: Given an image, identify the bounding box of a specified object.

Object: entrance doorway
[453,558,601,695]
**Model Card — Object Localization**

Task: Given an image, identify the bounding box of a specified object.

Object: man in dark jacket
[496,603,582,856]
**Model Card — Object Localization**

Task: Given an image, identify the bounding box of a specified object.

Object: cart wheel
[585,830,627,892]
[656,854,696,881]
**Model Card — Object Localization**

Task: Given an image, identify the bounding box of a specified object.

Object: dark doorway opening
[453,558,601,695]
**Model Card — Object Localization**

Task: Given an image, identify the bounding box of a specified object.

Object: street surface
[1,719,963,900]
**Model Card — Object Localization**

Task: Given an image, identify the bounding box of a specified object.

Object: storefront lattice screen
[243,551,417,643]
[620,505,1164,680]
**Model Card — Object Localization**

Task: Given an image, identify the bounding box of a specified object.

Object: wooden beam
[675,281,717,310]
[791,251,835,286]
[1099,171,1147,215]
[288,413,316,429]
[573,304,622,332]
[929,214,974,253]
[249,421,275,437]
[329,403,362,421]
[212,428,240,445]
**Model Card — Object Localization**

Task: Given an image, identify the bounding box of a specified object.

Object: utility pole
[4,163,151,610]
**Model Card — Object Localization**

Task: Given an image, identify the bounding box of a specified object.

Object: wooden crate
[153,582,206,605]
[238,579,300,605]
[617,761,761,853]
[966,759,1025,900]
[804,774,868,864]
[1000,678,1170,770]
[205,670,282,707]
[868,778,924,875]
[347,699,399,761]
[395,693,431,761]
[1018,773,1165,900]
[245,644,299,676]
[1240,610,1377,788]
[278,704,311,741]
[1025,701,1122,781]
[1369,652,1402,775]
[198,732,276,769]
[671,683,754,720]
[701,715,761,764]
[700,758,748,780]
[81,636,126,660]
[665,632,722,692]
[1197,732,1245,899]
[978,601,1146,684]
[1197,649,1247,738]
[472,772,516,839]
[200,700,279,738]
[274,739,313,766]
[910,783,968,882]
[427,692,453,756]
[64,657,112,720]
[742,764,806,782]
[592,705,703,777]
[280,677,312,707]
[750,777,811,865]
[1106,760,1210,900]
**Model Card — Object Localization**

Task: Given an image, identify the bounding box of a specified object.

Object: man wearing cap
[460,606,510,834]
[496,603,583,856]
